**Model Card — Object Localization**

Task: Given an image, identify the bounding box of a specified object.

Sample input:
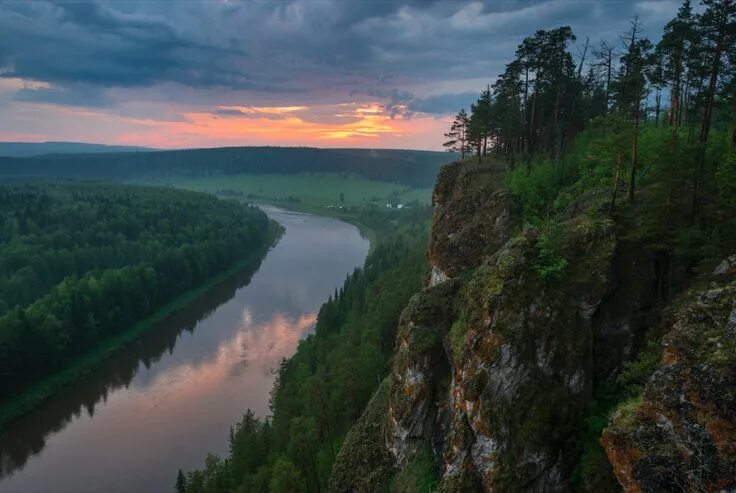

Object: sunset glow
[0,1,681,149]
[6,96,450,149]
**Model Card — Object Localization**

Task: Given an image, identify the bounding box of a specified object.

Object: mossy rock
[328,382,394,493]
[428,159,515,279]
[389,441,438,493]
[601,272,736,492]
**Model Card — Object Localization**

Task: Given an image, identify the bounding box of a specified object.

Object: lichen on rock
[602,265,736,492]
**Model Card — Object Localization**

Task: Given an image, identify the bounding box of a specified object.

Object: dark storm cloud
[375,89,479,118]
[410,93,478,115]
[210,107,292,120]
[0,0,681,110]
[14,84,111,107]
[212,108,250,117]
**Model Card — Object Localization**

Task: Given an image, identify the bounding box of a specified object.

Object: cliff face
[601,257,736,492]
[427,161,514,285]
[329,159,736,492]
[388,160,662,491]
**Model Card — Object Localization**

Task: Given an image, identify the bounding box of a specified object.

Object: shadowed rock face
[428,161,514,285]
[602,266,736,493]
[427,218,624,491]
[330,159,705,492]
[388,279,460,467]
[389,160,630,491]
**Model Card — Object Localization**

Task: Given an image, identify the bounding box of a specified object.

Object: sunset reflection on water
[0,206,368,493]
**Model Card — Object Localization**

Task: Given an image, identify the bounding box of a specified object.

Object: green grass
[163,172,432,208]
[0,223,282,431]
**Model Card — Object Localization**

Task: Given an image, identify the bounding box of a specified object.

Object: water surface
[0,206,369,493]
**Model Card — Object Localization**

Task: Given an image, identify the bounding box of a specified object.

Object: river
[0,206,369,493]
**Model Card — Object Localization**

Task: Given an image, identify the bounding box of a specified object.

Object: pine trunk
[694,30,726,216]
[528,92,537,154]
[611,153,623,214]
[731,95,736,149]
[630,106,640,201]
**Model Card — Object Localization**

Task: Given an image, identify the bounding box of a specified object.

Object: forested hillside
[176,207,430,493]
[439,0,736,289]
[326,1,736,491]
[0,148,452,188]
[0,183,275,416]
[0,142,152,158]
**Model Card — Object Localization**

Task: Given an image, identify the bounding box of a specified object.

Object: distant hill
[0,147,455,187]
[0,141,153,157]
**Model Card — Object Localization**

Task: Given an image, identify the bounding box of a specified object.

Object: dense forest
[444,0,736,258]
[0,148,452,188]
[176,207,430,493]
[0,142,152,158]
[0,183,273,406]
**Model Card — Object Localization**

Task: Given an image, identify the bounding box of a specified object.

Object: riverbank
[256,200,382,250]
[0,221,283,431]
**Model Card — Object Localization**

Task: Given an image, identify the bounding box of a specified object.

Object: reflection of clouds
[240,307,253,328]
[132,310,318,405]
[241,312,317,375]
[0,205,369,493]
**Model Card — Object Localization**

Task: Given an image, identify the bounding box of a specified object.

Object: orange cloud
[111,101,445,148]
[4,99,450,150]
[218,105,309,115]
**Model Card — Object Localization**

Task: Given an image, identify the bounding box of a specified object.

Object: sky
[0,0,685,150]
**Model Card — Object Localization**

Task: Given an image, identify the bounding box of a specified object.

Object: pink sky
[0,79,451,150]
[0,1,681,152]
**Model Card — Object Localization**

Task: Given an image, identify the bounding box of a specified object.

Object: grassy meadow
[166,172,433,211]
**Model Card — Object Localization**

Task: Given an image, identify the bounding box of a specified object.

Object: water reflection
[0,206,368,493]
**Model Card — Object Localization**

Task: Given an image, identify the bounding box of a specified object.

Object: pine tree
[468,91,493,163]
[592,41,617,116]
[657,0,696,132]
[176,469,187,493]
[693,0,736,213]
[614,16,653,200]
[443,109,470,158]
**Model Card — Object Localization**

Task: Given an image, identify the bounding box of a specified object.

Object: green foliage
[533,225,569,282]
[571,382,620,492]
[269,459,304,493]
[390,441,438,493]
[717,152,736,213]
[507,160,564,222]
[0,183,272,404]
[573,339,662,490]
[176,470,187,493]
[617,339,662,395]
[448,315,467,362]
[179,211,429,493]
[506,120,736,265]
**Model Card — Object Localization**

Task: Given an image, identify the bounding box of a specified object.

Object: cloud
[0,1,679,99]
[213,108,250,117]
[15,83,112,107]
[0,0,683,149]
[377,90,479,118]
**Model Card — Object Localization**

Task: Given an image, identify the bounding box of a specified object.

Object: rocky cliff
[602,257,736,492]
[329,159,736,492]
